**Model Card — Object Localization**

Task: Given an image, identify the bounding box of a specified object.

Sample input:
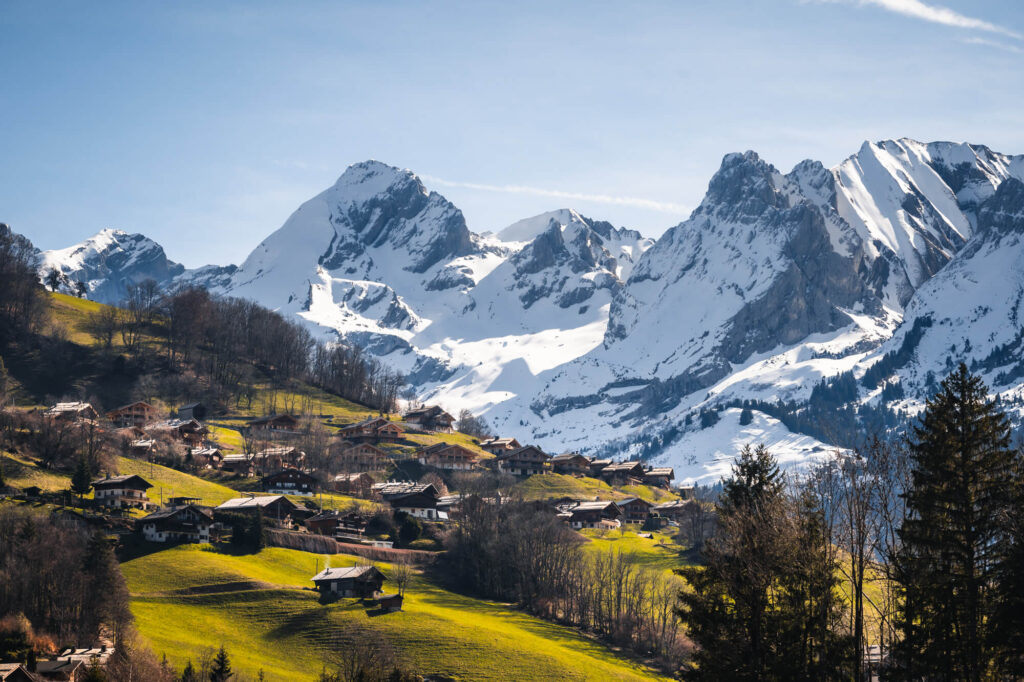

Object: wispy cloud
[811,0,1022,40]
[421,175,690,215]
[958,36,1023,54]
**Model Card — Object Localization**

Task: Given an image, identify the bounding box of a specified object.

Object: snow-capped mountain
[36,140,1024,483]
[39,228,236,302]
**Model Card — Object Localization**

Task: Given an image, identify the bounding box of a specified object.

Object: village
[0,392,702,681]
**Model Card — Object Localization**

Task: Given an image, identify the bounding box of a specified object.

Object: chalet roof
[645,467,675,478]
[141,504,213,522]
[190,447,222,457]
[403,405,455,421]
[45,401,94,414]
[589,458,613,467]
[0,663,31,680]
[480,437,520,447]
[221,454,253,464]
[333,472,373,483]
[551,453,590,463]
[109,400,154,413]
[151,418,205,431]
[418,442,477,457]
[262,468,316,482]
[499,445,550,461]
[617,496,653,507]
[652,500,689,511]
[563,500,621,512]
[311,565,385,583]
[372,481,437,497]
[436,494,461,507]
[216,495,296,511]
[180,401,203,410]
[91,474,152,490]
[34,659,84,675]
[602,461,645,473]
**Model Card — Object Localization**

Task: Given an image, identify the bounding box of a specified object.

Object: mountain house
[311,565,387,598]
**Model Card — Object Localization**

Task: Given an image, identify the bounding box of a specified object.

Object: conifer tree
[209,646,232,682]
[896,364,1021,681]
[71,457,93,507]
[180,660,198,682]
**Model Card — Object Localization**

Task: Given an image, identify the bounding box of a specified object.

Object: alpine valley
[37,139,1024,482]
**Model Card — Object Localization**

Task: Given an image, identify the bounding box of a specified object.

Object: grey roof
[216,495,293,510]
[372,481,435,497]
[617,496,652,507]
[559,500,621,512]
[91,474,152,489]
[311,565,384,582]
[551,453,590,463]
[141,504,213,521]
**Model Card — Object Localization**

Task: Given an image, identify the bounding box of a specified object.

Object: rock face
[37,140,1024,483]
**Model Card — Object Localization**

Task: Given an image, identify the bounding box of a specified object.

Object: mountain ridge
[33,138,1024,482]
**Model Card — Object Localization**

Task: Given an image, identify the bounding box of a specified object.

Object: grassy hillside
[514,473,681,504]
[115,456,240,506]
[1,452,72,491]
[123,545,671,681]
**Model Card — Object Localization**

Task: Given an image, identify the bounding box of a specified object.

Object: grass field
[115,457,240,506]
[123,545,671,681]
[514,473,681,504]
[580,529,688,577]
[1,452,72,491]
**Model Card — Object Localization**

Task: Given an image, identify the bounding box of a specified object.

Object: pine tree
[71,456,93,507]
[678,445,782,680]
[180,660,199,682]
[896,364,1021,681]
[81,658,106,682]
[209,645,232,682]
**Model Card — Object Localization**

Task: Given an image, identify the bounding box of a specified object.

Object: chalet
[33,659,85,681]
[176,401,207,421]
[335,442,389,471]
[599,461,646,485]
[416,442,479,471]
[0,664,34,682]
[558,500,622,530]
[391,489,446,520]
[402,405,456,433]
[436,494,462,517]
[44,401,98,422]
[150,418,208,446]
[220,454,255,476]
[311,565,386,598]
[251,446,305,473]
[248,414,300,433]
[589,458,613,477]
[651,500,688,522]
[262,468,317,496]
[167,496,200,505]
[375,593,404,613]
[188,446,223,469]
[550,453,591,477]
[478,436,521,455]
[138,504,213,543]
[215,494,300,521]
[643,467,676,489]
[106,401,157,428]
[337,417,404,444]
[617,496,654,524]
[496,445,550,477]
[91,474,153,510]
[306,510,367,537]
[677,485,695,500]
[333,472,375,497]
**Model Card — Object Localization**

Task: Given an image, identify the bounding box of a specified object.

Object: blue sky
[2,0,1023,267]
